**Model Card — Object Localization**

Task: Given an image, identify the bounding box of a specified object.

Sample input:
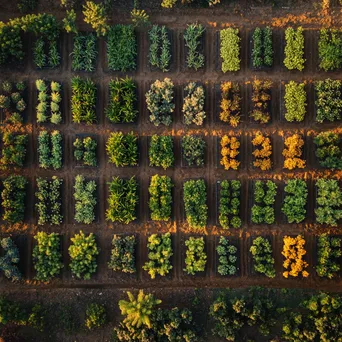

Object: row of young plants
[1,232,340,281]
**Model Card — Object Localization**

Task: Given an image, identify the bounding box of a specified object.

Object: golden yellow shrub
[282,235,309,278]
[220,135,240,170]
[283,134,305,170]
[219,82,241,127]
[250,79,272,123]
[252,132,272,171]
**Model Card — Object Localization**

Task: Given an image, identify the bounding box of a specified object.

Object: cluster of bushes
[218,180,241,229]
[0,132,27,168]
[74,136,97,167]
[182,135,205,167]
[35,177,63,225]
[106,77,138,124]
[74,175,97,224]
[0,81,26,124]
[146,78,174,126]
[219,135,240,170]
[318,28,342,71]
[220,28,240,72]
[72,33,97,72]
[251,180,277,224]
[148,175,173,221]
[184,23,205,70]
[315,78,342,123]
[250,79,272,123]
[282,235,309,278]
[182,82,206,125]
[2,175,27,223]
[107,25,136,71]
[183,179,208,229]
[281,179,308,224]
[314,131,342,170]
[284,81,307,122]
[0,21,24,65]
[315,178,342,226]
[216,236,238,276]
[106,131,138,167]
[71,77,97,124]
[108,235,136,274]
[149,135,174,169]
[0,237,22,281]
[283,133,306,170]
[184,237,207,275]
[252,27,273,68]
[284,26,305,71]
[219,81,241,127]
[252,132,272,171]
[149,25,171,72]
[106,177,138,224]
[143,233,173,279]
[250,236,275,278]
[38,130,62,169]
[36,80,62,124]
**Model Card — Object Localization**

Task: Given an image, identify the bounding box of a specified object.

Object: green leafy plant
[82,1,109,36]
[18,0,38,13]
[284,81,307,122]
[182,135,205,167]
[250,79,272,123]
[218,180,241,229]
[143,233,173,279]
[149,25,171,72]
[216,236,238,276]
[63,9,77,34]
[131,9,150,28]
[0,132,27,168]
[184,237,207,275]
[69,230,99,279]
[284,26,305,71]
[182,82,206,125]
[106,177,138,224]
[0,238,22,281]
[33,232,63,282]
[252,27,273,68]
[220,28,240,72]
[250,236,275,278]
[85,303,106,330]
[251,180,277,224]
[149,135,174,170]
[149,175,173,221]
[72,33,97,72]
[0,23,24,65]
[73,136,97,167]
[146,78,174,126]
[183,179,208,229]
[184,23,205,70]
[38,130,63,169]
[108,235,136,273]
[318,29,342,71]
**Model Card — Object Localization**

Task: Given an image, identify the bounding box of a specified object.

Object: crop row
[1,176,341,227]
[0,232,340,282]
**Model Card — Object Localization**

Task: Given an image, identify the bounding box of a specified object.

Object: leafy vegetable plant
[284,81,306,122]
[250,79,272,123]
[220,28,240,72]
[184,237,207,275]
[0,238,22,281]
[108,235,136,273]
[252,132,272,171]
[282,133,306,170]
[284,27,305,71]
[220,135,240,170]
[0,132,27,168]
[252,27,273,68]
[85,303,106,330]
[216,236,238,276]
[74,136,97,167]
[250,236,275,278]
[149,135,174,169]
[182,135,205,167]
[219,81,241,127]
[184,23,205,70]
[182,82,206,125]
[38,130,62,169]
[72,33,97,72]
[318,29,342,71]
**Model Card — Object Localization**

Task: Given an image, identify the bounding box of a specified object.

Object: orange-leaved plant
[219,82,241,127]
[282,133,305,170]
[220,135,240,170]
[252,131,272,171]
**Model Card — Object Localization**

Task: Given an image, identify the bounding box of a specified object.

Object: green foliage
[106,177,138,224]
[252,27,273,68]
[146,78,174,126]
[106,77,138,123]
[38,130,62,169]
[149,175,173,221]
[315,78,342,123]
[318,29,342,71]
[284,81,307,122]
[184,23,205,70]
[284,27,305,71]
[33,37,60,69]
[182,135,205,167]
[184,237,207,275]
[108,235,136,273]
[35,177,63,225]
[282,179,308,223]
[149,25,171,72]
[33,232,63,282]
[74,174,97,224]
[149,135,174,170]
[0,132,27,168]
[250,236,275,278]
[251,180,277,224]
[2,175,27,223]
[143,233,173,279]
[0,238,22,281]
[315,178,342,226]
[182,82,206,125]
[17,0,38,13]
[107,25,137,71]
[71,77,97,124]
[28,304,45,332]
[85,303,106,330]
[131,9,150,28]
[316,234,341,279]
[183,179,208,229]
[0,297,27,326]
[72,33,97,71]
[218,180,241,229]
[69,230,99,280]
[314,131,342,170]
[216,236,238,276]
[63,9,77,34]
[73,136,97,166]
[0,22,24,65]
[106,131,138,167]
[82,1,109,36]
[220,28,240,72]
